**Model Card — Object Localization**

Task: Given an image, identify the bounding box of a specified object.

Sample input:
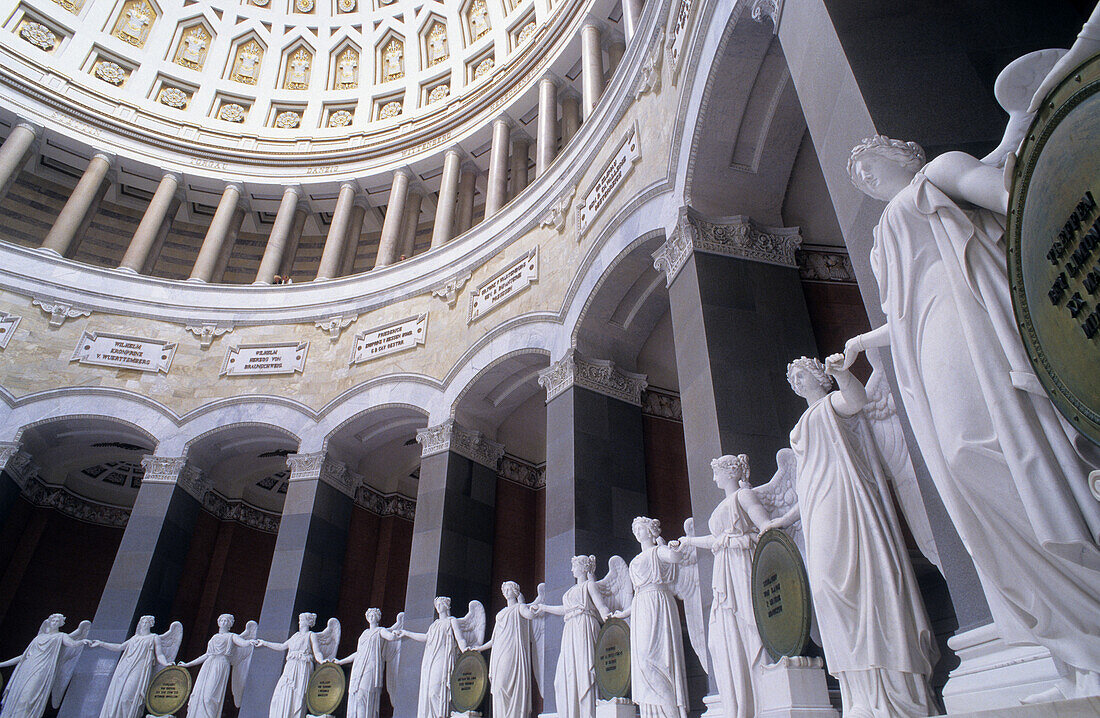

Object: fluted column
[609,36,626,75]
[316,182,358,280]
[254,185,303,284]
[485,117,511,218]
[537,77,560,177]
[509,134,530,200]
[118,172,181,273]
[0,122,39,203]
[581,22,606,118]
[622,0,643,41]
[400,189,423,260]
[375,169,411,268]
[278,204,309,280]
[188,183,243,282]
[340,199,368,276]
[456,165,477,236]
[431,149,462,248]
[561,89,582,146]
[39,152,112,257]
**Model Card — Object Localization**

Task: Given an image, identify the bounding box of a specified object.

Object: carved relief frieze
[355,484,416,520]
[538,350,648,406]
[797,248,856,284]
[498,454,545,490]
[0,444,38,490]
[415,419,504,469]
[641,387,682,421]
[203,491,281,533]
[23,477,130,527]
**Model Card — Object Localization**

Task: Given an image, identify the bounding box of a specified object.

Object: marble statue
[779,355,937,717]
[396,597,484,718]
[844,122,1100,698]
[611,517,705,718]
[474,582,543,718]
[178,614,256,718]
[335,609,403,718]
[675,454,770,718]
[253,613,340,718]
[91,615,182,718]
[530,555,629,718]
[0,614,89,718]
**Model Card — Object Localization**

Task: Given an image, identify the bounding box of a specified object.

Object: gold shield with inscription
[1008,51,1100,446]
[594,617,631,699]
[145,665,192,717]
[751,529,812,661]
[450,649,488,712]
[306,661,346,716]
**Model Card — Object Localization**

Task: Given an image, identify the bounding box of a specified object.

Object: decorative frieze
[140,455,209,501]
[0,443,37,490]
[537,350,649,406]
[23,476,130,528]
[468,248,539,323]
[33,298,90,328]
[203,491,281,533]
[315,314,357,341]
[0,312,20,349]
[415,420,505,469]
[641,387,683,421]
[539,185,576,233]
[431,272,472,307]
[498,454,545,490]
[797,248,856,284]
[186,323,232,349]
[72,330,176,373]
[354,484,416,520]
[575,123,640,239]
[351,314,427,364]
[221,342,308,376]
[286,452,355,497]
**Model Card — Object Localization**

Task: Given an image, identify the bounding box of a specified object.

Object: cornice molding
[415,419,505,469]
[537,349,649,406]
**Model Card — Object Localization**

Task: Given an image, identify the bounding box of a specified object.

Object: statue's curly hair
[711,454,750,480]
[847,135,926,190]
[571,554,596,573]
[786,356,834,392]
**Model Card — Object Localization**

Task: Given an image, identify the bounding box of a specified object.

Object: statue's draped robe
[488,604,534,718]
[268,632,314,718]
[628,547,689,718]
[347,629,385,718]
[553,582,600,718]
[0,632,66,718]
[791,393,936,717]
[871,173,1100,673]
[417,619,458,718]
[186,633,234,718]
[99,634,157,718]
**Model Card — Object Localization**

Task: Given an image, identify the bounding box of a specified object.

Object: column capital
[14,121,43,138]
[415,419,504,469]
[90,151,115,165]
[282,183,304,197]
[222,181,245,195]
[538,349,648,405]
[338,180,359,194]
[492,114,515,129]
[140,455,210,502]
[510,128,533,144]
[581,17,606,34]
[460,160,481,175]
[444,146,468,162]
[392,167,414,181]
[559,85,583,102]
[286,451,356,497]
[539,71,565,88]
[352,194,371,210]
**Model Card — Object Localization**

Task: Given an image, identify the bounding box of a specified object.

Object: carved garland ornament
[537,350,648,406]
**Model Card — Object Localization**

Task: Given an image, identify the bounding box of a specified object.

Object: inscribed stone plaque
[450,649,488,712]
[351,314,428,364]
[575,122,640,238]
[467,247,539,323]
[1007,51,1100,446]
[145,665,192,716]
[751,529,811,661]
[0,312,19,349]
[594,617,630,699]
[71,330,176,373]
[306,661,346,715]
[220,342,308,376]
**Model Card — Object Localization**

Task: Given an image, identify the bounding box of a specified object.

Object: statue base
[757,656,838,717]
[942,624,1062,713]
[946,696,1100,716]
[596,697,638,718]
[451,712,482,718]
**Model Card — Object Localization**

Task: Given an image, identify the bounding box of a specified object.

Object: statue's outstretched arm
[924,152,1009,215]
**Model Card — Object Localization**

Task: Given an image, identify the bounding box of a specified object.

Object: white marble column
[254,185,303,284]
[211,205,246,283]
[509,133,530,200]
[316,181,358,280]
[374,169,411,268]
[189,183,243,282]
[456,164,477,235]
[118,172,181,273]
[141,194,183,275]
[340,199,368,276]
[278,203,309,281]
[485,117,511,218]
[0,122,39,203]
[39,152,112,257]
[399,189,423,259]
[431,149,462,248]
[581,22,606,118]
[561,89,582,146]
[622,0,643,41]
[608,36,626,75]
[536,77,560,177]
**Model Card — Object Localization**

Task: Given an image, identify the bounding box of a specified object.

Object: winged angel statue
[178,614,256,718]
[0,614,89,718]
[91,615,182,718]
[254,612,339,718]
[474,581,546,718]
[335,609,404,718]
[397,597,484,718]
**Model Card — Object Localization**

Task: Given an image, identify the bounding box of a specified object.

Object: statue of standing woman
[92,616,182,718]
[178,614,256,718]
[253,613,339,718]
[474,582,543,718]
[0,614,89,718]
[335,609,402,718]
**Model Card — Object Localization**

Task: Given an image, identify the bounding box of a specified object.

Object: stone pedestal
[942,624,1062,714]
[596,698,638,718]
[947,696,1100,717]
[756,657,838,718]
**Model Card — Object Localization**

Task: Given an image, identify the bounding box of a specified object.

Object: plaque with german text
[594,617,630,699]
[306,661,346,716]
[145,665,192,716]
[1008,51,1100,446]
[450,649,488,712]
[751,529,811,661]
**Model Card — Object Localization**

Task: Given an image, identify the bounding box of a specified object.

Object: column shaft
[622,0,643,41]
[609,39,626,75]
[340,202,367,276]
[255,186,303,284]
[316,183,357,280]
[561,93,582,146]
[211,207,246,284]
[581,24,605,118]
[0,123,38,203]
[141,196,182,275]
[40,153,111,257]
[278,206,309,280]
[456,168,477,235]
[375,171,411,268]
[485,119,511,217]
[119,173,180,273]
[536,79,559,177]
[509,136,530,200]
[399,191,423,260]
[431,150,462,248]
[189,184,242,282]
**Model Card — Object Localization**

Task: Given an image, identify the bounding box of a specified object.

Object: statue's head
[433,596,452,615]
[786,356,833,399]
[501,581,522,601]
[570,554,596,579]
[48,613,65,631]
[298,612,317,630]
[711,454,750,488]
[365,608,382,624]
[137,615,156,634]
[217,614,235,629]
[631,516,661,543]
[848,135,926,202]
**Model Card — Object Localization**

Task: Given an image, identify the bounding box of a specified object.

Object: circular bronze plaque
[751,529,812,661]
[1008,51,1100,447]
[306,661,346,716]
[450,649,488,712]
[145,665,192,717]
[594,617,630,699]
